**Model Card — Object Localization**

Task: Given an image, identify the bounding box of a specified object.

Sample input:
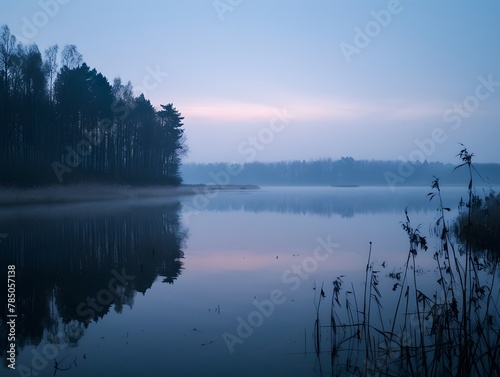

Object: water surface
[0,186,497,376]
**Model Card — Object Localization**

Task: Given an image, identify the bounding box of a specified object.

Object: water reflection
[1,186,498,376]
[188,186,482,218]
[0,200,186,362]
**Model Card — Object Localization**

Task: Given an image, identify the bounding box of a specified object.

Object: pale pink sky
[3,1,500,163]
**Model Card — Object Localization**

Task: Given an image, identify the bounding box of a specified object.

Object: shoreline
[0,184,261,207]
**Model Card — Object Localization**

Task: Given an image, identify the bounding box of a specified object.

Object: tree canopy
[0,24,186,186]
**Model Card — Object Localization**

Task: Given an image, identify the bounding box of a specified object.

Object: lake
[1,186,498,376]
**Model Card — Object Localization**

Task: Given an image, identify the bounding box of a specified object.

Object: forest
[182,158,500,187]
[3,21,499,189]
[0,25,186,186]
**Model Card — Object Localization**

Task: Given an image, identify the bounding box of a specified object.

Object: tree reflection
[0,201,186,359]
[196,187,456,218]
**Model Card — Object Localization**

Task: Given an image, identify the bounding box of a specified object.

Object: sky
[2,1,500,163]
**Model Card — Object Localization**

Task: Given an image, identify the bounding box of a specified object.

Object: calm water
[0,186,498,376]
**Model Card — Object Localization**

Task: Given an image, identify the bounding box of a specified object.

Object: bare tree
[44,44,58,103]
[61,44,82,69]
[0,25,17,92]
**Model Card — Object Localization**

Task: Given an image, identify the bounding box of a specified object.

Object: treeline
[181,157,500,186]
[0,25,185,186]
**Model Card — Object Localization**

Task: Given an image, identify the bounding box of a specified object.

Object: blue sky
[2,1,500,163]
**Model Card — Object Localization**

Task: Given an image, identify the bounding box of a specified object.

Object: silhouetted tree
[0,24,186,186]
[158,103,186,184]
[43,44,58,104]
[60,44,82,69]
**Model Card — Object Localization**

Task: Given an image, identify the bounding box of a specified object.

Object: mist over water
[2,2,500,374]
[1,186,497,376]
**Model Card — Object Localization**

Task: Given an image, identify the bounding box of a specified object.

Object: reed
[311,146,500,376]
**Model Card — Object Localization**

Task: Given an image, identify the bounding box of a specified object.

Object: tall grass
[312,147,500,376]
